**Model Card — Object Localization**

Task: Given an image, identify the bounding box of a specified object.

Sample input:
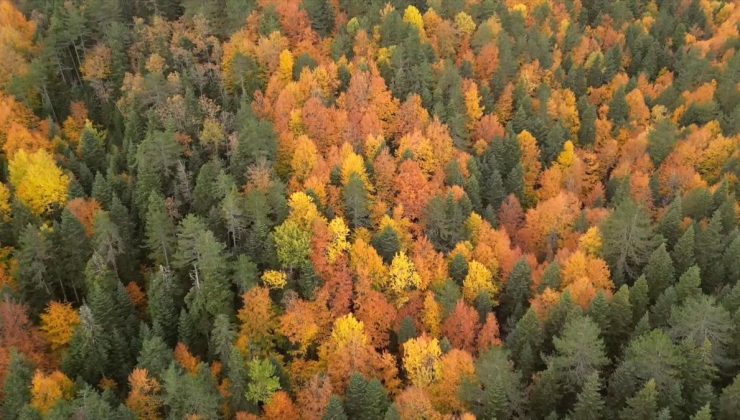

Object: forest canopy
[0,0,738,419]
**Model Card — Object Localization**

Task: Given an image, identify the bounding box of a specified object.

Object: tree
[648,119,678,166]
[345,373,389,420]
[570,372,605,420]
[619,379,659,420]
[39,302,80,351]
[718,375,740,420]
[387,251,422,305]
[323,395,348,420]
[1,350,33,420]
[126,368,162,420]
[601,199,660,285]
[343,173,370,229]
[669,295,734,370]
[264,391,299,420]
[372,226,401,265]
[304,0,335,37]
[246,359,281,405]
[672,225,696,275]
[547,315,608,395]
[462,260,497,304]
[30,370,74,414]
[8,149,70,216]
[402,335,442,388]
[461,347,522,419]
[507,308,543,380]
[145,192,176,268]
[442,300,480,353]
[644,243,675,301]
[695,211,725,291]
[500,259,532,328]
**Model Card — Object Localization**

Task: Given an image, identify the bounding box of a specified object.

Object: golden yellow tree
[278,49,294,83]
[387,251,422,305]
[327,217,350,263]
[262,270,288,289]
[517,130,542,205]
[8,149,70,216]
[403,334,442,388]
[462,260,497,302]
[31,370,74,414]
[40,302,80,351]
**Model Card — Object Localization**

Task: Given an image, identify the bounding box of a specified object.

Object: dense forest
[0,0,738,418]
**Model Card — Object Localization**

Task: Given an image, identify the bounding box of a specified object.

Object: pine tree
[644,243,675,301]
[619,379,659,420]
[674,266,702,304]
[53,209,91,303]
[695,211,726,291]
[587,291,610,340]
[724,234,740,284]
[578,95,597,146]
[672,225,696,275]
[145,192,176,268]
[137,333,173,379]
[17,224,55,310]
[500,258,532,328]
[601,199,660,285]
[548,315,608,395]
[609,87,629,128]
[372,226,401,265]
[569,372,604,420]
[657,196,682,249]
[630,275,649,321]
[508,308,543,379]
[1,351,33,420]
[461,347,523,419]
[323,396,348,420]
[607,285,633,357]
[343,174,370,229]
[345,373,389,420]
[717,375,740,420]
[540,262,561,292]
[304,0,335,37]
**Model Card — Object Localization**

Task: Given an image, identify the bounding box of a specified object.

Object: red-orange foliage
[295,374,333,420]
[355,290,397,349]
[263,391,299,420]
[441,300,480,354]
[0,298,48,391]
[173,342,200,375]
[66,198,102,237]
[477,313,502,353]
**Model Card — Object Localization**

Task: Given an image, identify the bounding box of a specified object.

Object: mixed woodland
[0,0,739,418]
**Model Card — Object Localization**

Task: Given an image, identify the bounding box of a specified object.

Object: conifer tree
[1,351,33,420]
[500,258,532,328]
[345,373,389,420]
[672,225,696,275]
[569,372,605,420]
[644,243,675,301]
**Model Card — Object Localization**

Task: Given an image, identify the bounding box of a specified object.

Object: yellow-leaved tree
[402,334,442,388]
[462,260,497,302]
[40,301,80,351]
[8,149,69,216]
[387,251,422,305]
[327,217,350,263]
[31,370,74,414]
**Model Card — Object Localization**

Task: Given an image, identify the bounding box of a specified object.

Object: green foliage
[245,359,281,405]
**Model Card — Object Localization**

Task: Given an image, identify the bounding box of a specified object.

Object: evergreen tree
[644,243,675,301]
[601,199,660,285]
[324,396,348,420]
[1,351,33,420]
[672,224,696,275]
[569,372,605,420]
[500,258,532,328]
[372,226,401,265]
[631,275,649,321]
[507,308,544,379]
[145,192,176,268]
[343,174,370,229]
[304,0,335,37]
[619,379,659,420]
[461,347,523,419]
[345,373,389,420]
[695,211,726,291]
